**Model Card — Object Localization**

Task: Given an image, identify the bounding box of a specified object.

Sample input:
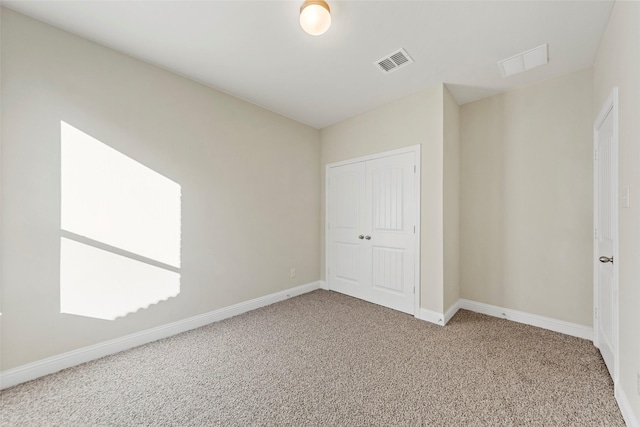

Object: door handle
[365,235,371,240]
[599,256,614,264]
[358,235,365,240]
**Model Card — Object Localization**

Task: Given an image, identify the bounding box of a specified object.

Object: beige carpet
[1,290,624,426]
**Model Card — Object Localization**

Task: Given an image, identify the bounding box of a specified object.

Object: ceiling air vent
[497,44,548,77]
[375,49,413,74]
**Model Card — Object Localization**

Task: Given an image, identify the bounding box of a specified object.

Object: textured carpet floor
[1,290,624,426]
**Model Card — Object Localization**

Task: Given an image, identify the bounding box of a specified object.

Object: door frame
[593,87,619,383]
[325,144,421,317]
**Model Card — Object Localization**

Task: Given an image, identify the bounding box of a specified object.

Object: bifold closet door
[328,151,416,315]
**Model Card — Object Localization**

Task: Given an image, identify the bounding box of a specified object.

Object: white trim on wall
[417,301,458,326]
[0,281,322,390]
[419,298,593,341]
[444,300,461,325]
[616,384,640,427]
[418,308,445,325]
[458,299,593,340]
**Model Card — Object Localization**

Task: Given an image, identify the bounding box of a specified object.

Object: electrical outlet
[290,268,296,278]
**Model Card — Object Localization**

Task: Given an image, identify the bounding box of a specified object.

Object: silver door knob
[365,235,371,240]
[358,235,364,239]
[599,256,614,264]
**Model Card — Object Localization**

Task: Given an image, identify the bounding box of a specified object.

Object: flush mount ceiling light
[300,0,331,36]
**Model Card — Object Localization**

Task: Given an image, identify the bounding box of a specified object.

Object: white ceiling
[2,1,614,129]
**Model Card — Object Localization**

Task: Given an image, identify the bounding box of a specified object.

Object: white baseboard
[319,280,328,290]
[444,300,461,325]
[417,304,459,326]
[0,281,321,390]
[616,384,640,427]
[417,308,445,325]
[458,299,593,340]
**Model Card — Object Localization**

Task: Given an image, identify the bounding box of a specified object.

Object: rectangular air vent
[497,44,548,77]
[375,48,413,74]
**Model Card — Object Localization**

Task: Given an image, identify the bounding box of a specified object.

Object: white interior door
[364,153,416,314]
[327,148,418,315]
[327,161,367,301]
[594,89,618,381]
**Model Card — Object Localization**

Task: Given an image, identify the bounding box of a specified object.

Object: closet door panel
[365,152,416,314]
[327,162,367,300]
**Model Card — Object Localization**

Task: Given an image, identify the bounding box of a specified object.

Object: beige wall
[443,86,460,312]
[0,9,320,370]
[4,9,636,416]
[594,1,640,421]
[460,69,594,326]
[320,85,445,313]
